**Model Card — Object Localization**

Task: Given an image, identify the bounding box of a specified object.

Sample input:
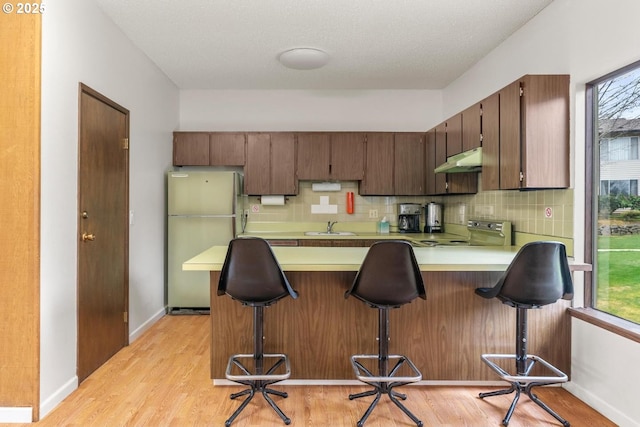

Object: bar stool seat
[475,241,573,427]
[345,241,426,427]
[217,237,298,426]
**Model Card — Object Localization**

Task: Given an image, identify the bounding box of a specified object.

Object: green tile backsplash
[245,181,574,239]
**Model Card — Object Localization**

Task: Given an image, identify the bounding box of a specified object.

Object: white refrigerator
[167,171,243,312]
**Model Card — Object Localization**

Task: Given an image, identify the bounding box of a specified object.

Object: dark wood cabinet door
[462,103,482,152]
[330,133,365,180]
[210,132,245,166]
[360,133,394,195]
[244,133,271,195]
[434,123,448,194]
[446,114,463,156]
[296,133,331,180]
[446,114,478,194]
[481,92,500,191]
[394,133,425,195]
[499,80,522,190]
[520,75,570,189]
[447,172,478,194]
[173,132,210,166]
[425,129,437,195]
[270,132,297,194]
[246,133,297,195]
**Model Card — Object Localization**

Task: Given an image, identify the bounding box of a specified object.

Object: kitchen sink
[304,231,356,236]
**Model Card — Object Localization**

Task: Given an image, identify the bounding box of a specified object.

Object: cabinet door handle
[82,233,96,242]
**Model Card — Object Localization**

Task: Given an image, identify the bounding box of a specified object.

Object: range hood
[434,147,482,174]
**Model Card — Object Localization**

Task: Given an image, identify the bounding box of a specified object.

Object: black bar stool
[475,241,573,427]
[217,237,298,426]
[345,241,426,427]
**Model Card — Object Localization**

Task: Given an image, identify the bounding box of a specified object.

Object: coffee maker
[398,203,422,233]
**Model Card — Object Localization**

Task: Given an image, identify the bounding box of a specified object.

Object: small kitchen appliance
[398,203,422,233]
[424,202,443,233]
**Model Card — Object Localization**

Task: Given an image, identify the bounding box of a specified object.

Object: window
[587,61,640,325]
[600,136,639,161]
[600,180,638,196]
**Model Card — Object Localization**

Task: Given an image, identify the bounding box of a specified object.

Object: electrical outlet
[369,209,378,218]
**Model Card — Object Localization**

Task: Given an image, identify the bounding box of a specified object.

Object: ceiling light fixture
[278,48,330,70]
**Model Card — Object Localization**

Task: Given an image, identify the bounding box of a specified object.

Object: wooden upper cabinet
[270,133,297,194]
[245,132,297,195]
[481,92,500,191]
[173,132,245,166]
[296,133,331,180]
[360,132,394,195]
[173,132,210,166]
[330,133,365,180]
[445,114,463,156]
[462,103,482,152]
[520,75,570,189]
[210,132,245,166]
[434,123,448,194]
[296,132,364,180]
[424,129,437,195]
[499,80,522,190]
[394,132,425,195]
[244,133,271,195]
[498,75,570,190]
[440,117,478,195]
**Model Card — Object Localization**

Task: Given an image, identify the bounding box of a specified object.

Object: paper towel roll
[261,195,285,206]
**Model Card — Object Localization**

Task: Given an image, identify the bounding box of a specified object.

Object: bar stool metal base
[224,353,291,427]
[349,354,423,427]
[479,353,569,427]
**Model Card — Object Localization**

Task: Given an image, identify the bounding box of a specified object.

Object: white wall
[40,0,178,417]
[180,90,442,131]
[443,0,640,425]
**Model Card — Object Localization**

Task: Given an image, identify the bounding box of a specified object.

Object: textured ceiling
[93,0,554,90]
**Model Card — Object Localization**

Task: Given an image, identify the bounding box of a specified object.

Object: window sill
[569,307,640,344]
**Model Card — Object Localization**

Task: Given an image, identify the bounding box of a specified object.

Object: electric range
[418,219,512,247]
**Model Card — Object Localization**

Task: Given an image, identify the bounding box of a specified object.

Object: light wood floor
[22,315,615,427]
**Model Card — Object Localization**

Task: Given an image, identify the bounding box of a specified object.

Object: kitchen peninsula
[185,243,588,383]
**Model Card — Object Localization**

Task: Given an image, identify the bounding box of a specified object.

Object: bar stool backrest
[493,241,573,308]
[345,240,426,308]
[217,237,298,306]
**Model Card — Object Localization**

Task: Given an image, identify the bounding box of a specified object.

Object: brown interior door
[77,84,129,382]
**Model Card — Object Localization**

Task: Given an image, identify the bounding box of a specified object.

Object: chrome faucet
[327,221,338,233]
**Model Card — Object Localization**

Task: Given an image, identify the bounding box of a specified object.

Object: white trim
[39,375,78,419]
[39,309,165,420]
[564,382,640,427]
[129,308,166,342]
[0,407,33,423]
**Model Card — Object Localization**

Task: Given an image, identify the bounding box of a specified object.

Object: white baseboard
[38,309,165,422]
[0,407,33,423]
[39,375,78,420]
[564,382,640,427]
[129,307,166,342]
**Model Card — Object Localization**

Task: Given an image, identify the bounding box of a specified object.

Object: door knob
[82,233,96,241]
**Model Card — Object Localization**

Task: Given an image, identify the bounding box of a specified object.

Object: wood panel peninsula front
[184,245,585,383]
